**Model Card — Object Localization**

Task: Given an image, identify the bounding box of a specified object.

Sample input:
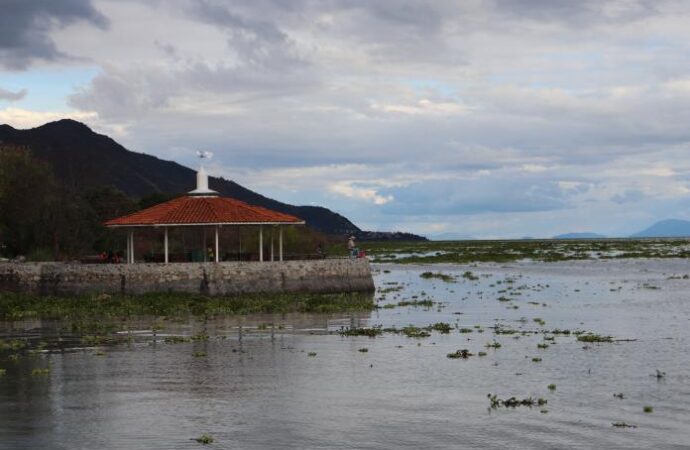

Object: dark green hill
[0,119,359,235]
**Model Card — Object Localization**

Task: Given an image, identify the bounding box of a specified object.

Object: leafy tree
[0,146,56,257]
[0,146,102,259]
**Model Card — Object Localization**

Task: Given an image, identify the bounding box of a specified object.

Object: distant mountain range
[630,219,690,238]
[554,220,690,239]
[0,119,425,240]
[430,232,475,241]
[552,232,607,239]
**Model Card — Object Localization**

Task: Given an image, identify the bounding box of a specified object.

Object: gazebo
[104,166,305,264]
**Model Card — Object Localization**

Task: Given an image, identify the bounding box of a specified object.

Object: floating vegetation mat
[366,238,690,264]
[0,291,376,321]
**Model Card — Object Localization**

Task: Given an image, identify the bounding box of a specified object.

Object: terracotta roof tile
[104,196,304,226]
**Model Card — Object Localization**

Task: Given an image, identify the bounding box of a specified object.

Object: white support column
[129,230,134,264]
[259,225,264,262]
[214,225,219,263]
[279,226,283,262]
[270,227,274,262]
[203,228,207,262]
[126,231,130,264]
[164,227,169,264]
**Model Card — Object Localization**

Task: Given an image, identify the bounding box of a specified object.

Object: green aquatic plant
[193,351,207,358]
[477,351,487,357]
[485,341,502,349]
[419,272,456,282]
[402,326,431,338]
[532,357,542,363]
[308,352,317,357]
[81,335,109,346]
[164,336,190,344]
[612,422,637,428]
[458,328,473,333]
[339,326,383,337]
[447,349,473,359]
[462,271,479,281]
[0,339,27,351]
[577,334,613,343]
[0,368,6,376]
[195,434,214,444]
[431,322,452,334]
[613,393,625,399]
[31,368,50,376]
[358,348,368,353]
[533,318,546,326]
[537,343,549,349]
[396,299,435,308]
[0,291,375,321]
[378,286,404,294]
[547,384,556,391]
[643,406,653,413]
[488,394,547,408]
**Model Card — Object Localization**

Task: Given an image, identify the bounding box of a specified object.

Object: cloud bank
[3,0,690,237]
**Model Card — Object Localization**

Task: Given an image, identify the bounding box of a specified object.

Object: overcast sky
[3,0,690,238]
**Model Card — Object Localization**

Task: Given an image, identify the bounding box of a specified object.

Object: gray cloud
[0,87,27,101]
[0,0,108,69]
[380,176,568,216]
[611,189,645,204]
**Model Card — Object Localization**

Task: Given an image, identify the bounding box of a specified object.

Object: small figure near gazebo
[348,235,358,258]
[104,156,304,264]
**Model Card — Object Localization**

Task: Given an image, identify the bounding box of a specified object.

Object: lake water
[1,259,689,449]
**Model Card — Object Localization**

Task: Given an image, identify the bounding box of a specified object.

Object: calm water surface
[1,259,689,449]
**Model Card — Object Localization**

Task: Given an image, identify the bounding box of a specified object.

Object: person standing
[347,236,357,258]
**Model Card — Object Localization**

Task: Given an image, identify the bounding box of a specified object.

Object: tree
[0,146,102,259]
[0,146,56,257]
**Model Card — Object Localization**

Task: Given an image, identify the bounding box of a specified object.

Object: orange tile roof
[104,195,304,227]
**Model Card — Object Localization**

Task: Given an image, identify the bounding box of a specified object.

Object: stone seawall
[0,259,375,296]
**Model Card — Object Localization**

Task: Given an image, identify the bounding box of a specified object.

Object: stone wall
[0,259,375,296]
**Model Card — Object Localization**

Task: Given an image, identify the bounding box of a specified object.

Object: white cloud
[370,98,469,115]
[329,181,394,205]
[0,107,97,129]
